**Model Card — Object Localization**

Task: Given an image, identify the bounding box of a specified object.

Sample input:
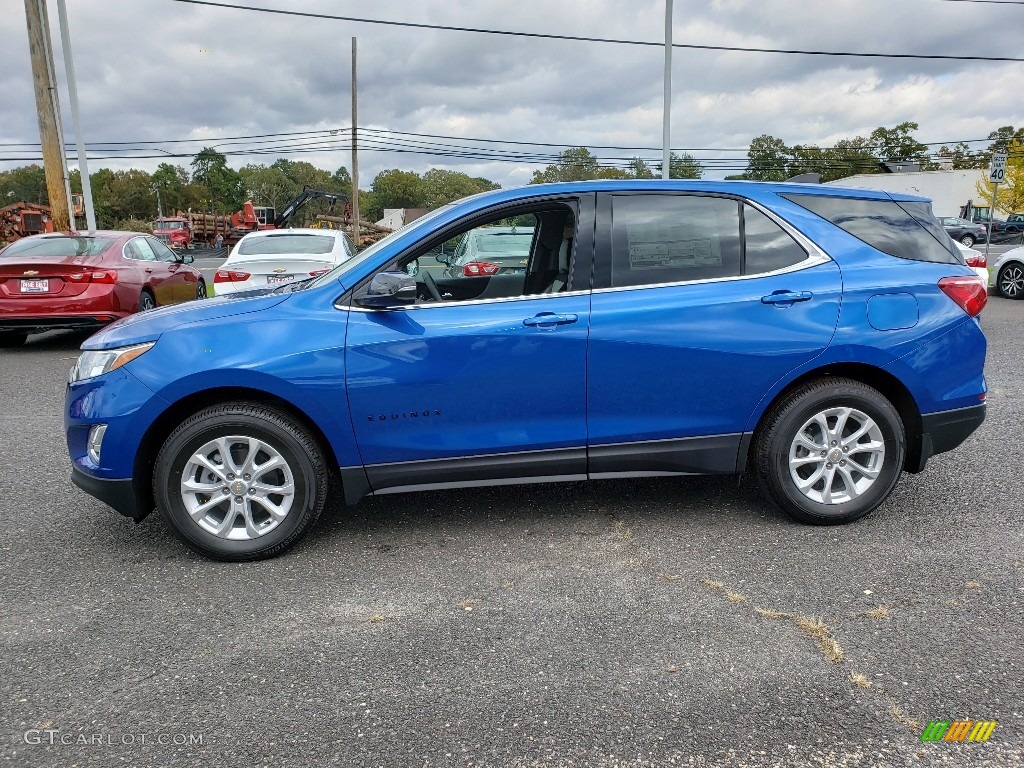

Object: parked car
[213,228,355,295]
[1000,213,1024,236]
[955,241,988,283]
[989,245,1024,298]
[0,231,204,347]
[66,181,987,561]
[938,217,988,247]
[437,226,535,277]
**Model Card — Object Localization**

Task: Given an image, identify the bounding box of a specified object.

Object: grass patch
[850,672,872,688]
[864,605,891,619]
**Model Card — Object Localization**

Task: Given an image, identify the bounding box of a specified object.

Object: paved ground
[0,296,1021,767]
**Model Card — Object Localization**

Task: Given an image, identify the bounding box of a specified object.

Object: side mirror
[433,249,451,265]
[356,271,418,308]
[181,253,195,264]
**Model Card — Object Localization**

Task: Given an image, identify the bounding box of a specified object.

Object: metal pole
[350,37,360,247]
[662,0,673,180]
[24,0,70,231]
[56,0,96,232]
[986,182,998,263]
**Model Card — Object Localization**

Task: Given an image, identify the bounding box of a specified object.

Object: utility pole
[662,0,673,180]
[351,37,360,248]
[25,0,70,230]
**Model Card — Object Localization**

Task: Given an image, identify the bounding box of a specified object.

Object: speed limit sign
[990,151,1008,183]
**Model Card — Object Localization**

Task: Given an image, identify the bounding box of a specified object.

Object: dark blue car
[65,181,988,560]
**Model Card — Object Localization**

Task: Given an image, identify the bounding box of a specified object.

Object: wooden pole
[351,37,360,246]
[25,0,70,231]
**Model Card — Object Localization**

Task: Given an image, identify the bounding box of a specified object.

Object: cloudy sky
[2,0,1023,191]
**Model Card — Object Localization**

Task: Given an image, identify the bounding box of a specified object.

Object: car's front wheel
[196,279,207,300]
[997,263,1024,299]
[960,234,975,247]
[753,378,905,525]
[153,402,329,561]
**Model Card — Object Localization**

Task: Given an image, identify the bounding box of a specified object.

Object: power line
[166,0,1024,62]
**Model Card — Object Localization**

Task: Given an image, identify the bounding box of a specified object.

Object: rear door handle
[523,312,578,327]
[761,290,812,305]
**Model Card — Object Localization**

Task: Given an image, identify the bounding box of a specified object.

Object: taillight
[309,269,330,277]
[938,276,987,317]
[67,270,116,284]
[214,270,250,283]
[462,261,500,277]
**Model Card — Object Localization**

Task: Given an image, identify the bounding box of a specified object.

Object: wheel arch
[132,386,344,520]
[743,362,923,473]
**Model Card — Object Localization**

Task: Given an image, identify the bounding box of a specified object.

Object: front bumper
[0,315,121,334]
[909,402,986,472]
[71,466,145,520]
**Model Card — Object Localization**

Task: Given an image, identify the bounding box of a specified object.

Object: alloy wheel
[788,406,885,505]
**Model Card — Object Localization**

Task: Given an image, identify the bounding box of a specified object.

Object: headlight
[69,342,155,383]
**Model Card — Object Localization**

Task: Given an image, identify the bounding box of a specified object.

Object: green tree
[0,164,48,204]
[976,138,1024,214]
[530,147,601,183]
[657,152,703,179]
[744,135,789,181]
[419,169,499,209]
[823,137,882,180]
[364,169,423,221]
[868,122,929,165]
[934,143,982,170]
[190,147,243,213]
[626,157,656,179]
[150,163,191,214]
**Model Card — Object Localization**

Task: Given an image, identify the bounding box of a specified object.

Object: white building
[823,169,988,217]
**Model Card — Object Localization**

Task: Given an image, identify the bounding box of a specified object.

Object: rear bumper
[909,403,986,472]
[0,315,120,334]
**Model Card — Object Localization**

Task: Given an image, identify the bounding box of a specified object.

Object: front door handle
[523,312,579,328]
[761,290,812,306]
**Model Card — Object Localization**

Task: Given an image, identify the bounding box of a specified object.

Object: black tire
[998,262,1024,300]
[959,234,975,247]
[138,290,156,312]
[153,402,329,561]
[196,279,207,300]
[0,332,28,348]
[753,378,905,525]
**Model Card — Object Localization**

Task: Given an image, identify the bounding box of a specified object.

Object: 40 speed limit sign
[989,151,1008,183]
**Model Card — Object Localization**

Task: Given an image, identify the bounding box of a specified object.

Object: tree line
[1,125,1021,230]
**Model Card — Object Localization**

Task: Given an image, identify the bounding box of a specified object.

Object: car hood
[81,292,290,350]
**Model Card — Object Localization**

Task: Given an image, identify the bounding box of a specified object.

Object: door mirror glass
[181,253,195,264]
[357,271,417,308]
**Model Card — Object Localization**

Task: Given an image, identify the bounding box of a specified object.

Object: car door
[344,195,595,493]
[147,237,194,302]
[586,192,842,476]
[125,237,176,305]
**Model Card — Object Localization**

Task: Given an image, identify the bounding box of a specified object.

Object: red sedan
[0,231,206,347]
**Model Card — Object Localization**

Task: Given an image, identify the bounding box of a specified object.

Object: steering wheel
[422,270,443,302]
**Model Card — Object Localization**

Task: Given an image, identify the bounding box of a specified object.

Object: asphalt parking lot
[1,297,1022,767]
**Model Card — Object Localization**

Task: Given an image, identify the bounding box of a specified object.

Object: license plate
[267,274,294,284]
[21,279,49,293]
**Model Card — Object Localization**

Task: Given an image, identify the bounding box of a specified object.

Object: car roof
[447,179,934,208]
[237,228,344,239]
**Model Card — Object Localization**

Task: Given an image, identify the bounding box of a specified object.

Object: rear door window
[781,193,959,264]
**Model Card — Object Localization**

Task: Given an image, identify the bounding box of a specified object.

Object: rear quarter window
[780,193,959,265]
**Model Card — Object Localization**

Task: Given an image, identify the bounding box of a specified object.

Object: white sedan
[989,245,1024,299]
[213,229,355,295]
[954,241,988,284]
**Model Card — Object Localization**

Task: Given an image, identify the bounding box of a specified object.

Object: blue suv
[65,181,988,561]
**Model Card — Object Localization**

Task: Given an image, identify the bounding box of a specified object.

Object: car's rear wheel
[753,378,905,525]
[153,402,329,561]
[997,263,1024,299]
[0,332,28,348]
[139,290,156,311]
[196,279,207,300]
[960,234,975,247]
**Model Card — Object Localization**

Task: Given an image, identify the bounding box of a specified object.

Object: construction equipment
[313,214,392,248]
[274,187,346,228]
[0,201,53,246]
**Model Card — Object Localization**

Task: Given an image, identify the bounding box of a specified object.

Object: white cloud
[1,0,1022,192]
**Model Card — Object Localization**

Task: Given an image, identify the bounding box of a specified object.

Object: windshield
[305,205,455,290]
[153,220,184,230]
[0,236,114,259]
[236,233,335,257]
